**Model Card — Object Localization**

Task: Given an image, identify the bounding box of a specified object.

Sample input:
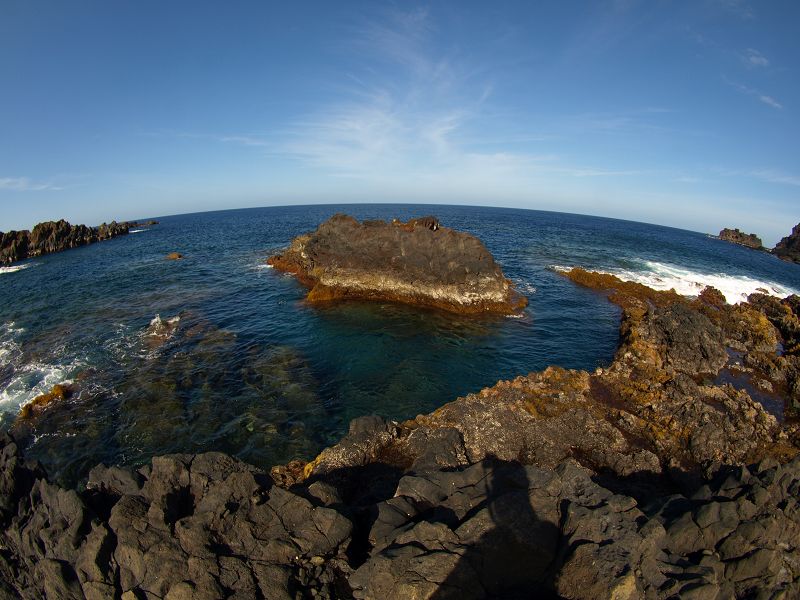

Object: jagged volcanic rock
[0,219,132,266]
[2,432,800,598]
[267,214,527,314]
[774,223,800,264]
[719,228,764,250]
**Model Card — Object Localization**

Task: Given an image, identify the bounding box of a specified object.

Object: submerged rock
[773,222,800,264]
[17,383,74,419]
[719,228,764,250]
[267,214,527,315]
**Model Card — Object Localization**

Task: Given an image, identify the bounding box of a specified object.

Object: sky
[1,1,798,245]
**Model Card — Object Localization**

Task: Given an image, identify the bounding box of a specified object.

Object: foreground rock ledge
[267,214,527,315]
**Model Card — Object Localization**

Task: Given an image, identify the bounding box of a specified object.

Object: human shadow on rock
[429,458,563,599]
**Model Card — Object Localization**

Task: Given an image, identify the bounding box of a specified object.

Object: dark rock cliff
[0,219,137,266]
[774,223,800,264]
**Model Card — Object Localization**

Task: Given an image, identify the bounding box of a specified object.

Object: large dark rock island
[0,219,157,266]
[718,228,764,250]
[267,214,527,314]
[774,222,800,264]
[2,268,800,598]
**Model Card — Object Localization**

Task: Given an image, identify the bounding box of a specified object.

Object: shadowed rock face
[0,219,132,266]
[719,228,764,250]
[267,214,527,314]
[774,223,800,264]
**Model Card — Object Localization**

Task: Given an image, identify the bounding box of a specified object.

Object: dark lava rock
[2,432,800,599]
[266,214,527,314]
[0,219,131,266]
[718,228,764,250]
[773,223,800,264]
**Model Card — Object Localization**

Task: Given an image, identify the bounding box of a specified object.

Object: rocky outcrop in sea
[2,269,800,598]
[774,223,800,264]
[0,219,156,266]
[718,228,764,250]
[267,214,527,314]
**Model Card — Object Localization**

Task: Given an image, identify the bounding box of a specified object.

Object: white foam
[0,361,83,423]
[555,261,799,304]
[0,263,34,274]
[129,229,147,233]
[515,281,536,295]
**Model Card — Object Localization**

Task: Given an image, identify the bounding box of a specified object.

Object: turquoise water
[1,204,799,486]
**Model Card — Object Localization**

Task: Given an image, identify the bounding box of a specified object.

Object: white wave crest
[129,229,147,233]
[0,360,83,422]
[0,263,34,274]
[555,261,799,304]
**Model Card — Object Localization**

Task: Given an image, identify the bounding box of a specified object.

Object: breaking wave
[553,261,799,304]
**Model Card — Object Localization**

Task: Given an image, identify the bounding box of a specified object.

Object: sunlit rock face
[267,214,527,315]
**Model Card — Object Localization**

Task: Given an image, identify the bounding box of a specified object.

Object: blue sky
[1,1,798,244]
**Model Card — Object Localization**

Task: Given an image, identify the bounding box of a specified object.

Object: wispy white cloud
[275,8,647,187]
[750,169,800,186]
[0,177,61,191]
[724,77,783,109]
[742,48,769,68]
[714,0,755,20]
[757,95,782,109]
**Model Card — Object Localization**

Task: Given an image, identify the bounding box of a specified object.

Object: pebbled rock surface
[718,228,764,250]
[0,219,134,266]
[774,223,800,264]
[266,214,527,314]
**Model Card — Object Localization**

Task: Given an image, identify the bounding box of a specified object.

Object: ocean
[1,204,799,486]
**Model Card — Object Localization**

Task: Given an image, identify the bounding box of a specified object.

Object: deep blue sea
[2,204,799,486]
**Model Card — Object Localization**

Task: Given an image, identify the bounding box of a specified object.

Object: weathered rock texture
[267,214,527,314]
[2,432,800,599]
[774,223,800,264]
[718,228,764,250]
[0,219,134,266]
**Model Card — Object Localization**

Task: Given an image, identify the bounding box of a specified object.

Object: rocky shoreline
[0,219,157,266]
[2,268,800,598]
[715,221,800,264]
[267,214,527,315]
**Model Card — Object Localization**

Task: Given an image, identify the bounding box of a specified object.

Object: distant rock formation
[0,219,133,266]
[267,214,527,314]
[719,228,764,250]
[773,223,800,264]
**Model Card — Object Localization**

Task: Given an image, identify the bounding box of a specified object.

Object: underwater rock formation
[267,214,527,315]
